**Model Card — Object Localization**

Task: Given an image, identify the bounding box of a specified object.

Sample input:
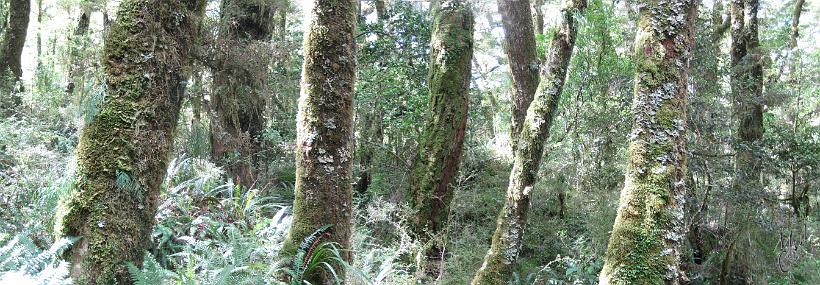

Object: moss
[55,0,206,284]
[281,0,358,284]
[599,0,696,284]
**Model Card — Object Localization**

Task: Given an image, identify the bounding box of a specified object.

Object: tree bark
[499,0,540,152]
[0,0,30,80]
[281,0,357,283]
[598,0,697,284]
[65,8,91,96]
[409,0,473,282]
[209,0,277,189]
[533,0,545,36]
[471,0,586,283]
[55,0,206,284]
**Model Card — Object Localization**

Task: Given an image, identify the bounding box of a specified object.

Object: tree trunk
[65,8,91,96]
[533,0,545,36]
[0,0,29,80]
[409,0,473,282]
[0,0,30,112]
[55,0,206,284]
[471,0,586,283]
[499,0,540,152]
[281,0,357,283]
[597,0,697,284]
[721,0,764,282]
[209,0,277,189]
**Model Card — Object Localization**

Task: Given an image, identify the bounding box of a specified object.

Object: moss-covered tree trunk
[281,0,357,283]
[719,0,764,282]
[65,7,91,96]
[56,0,206,284]
[499,0,539,152]
[532,0,545,37]
[209,0,277,189]
[471,0,585,283]
[408,0,473,282]
[597,0,697,284]
[0,0,30,113]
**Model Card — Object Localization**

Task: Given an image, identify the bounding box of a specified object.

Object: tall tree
[281,0,357,283]
[409,0,473,282]
[0,0,29,81]
[597,0,698,283]
[719,0,764,282]
[0,0,30,113]
[55,0,206,283]
[499,0,539,152]
[209,0,278,189]
[471,0,586,283]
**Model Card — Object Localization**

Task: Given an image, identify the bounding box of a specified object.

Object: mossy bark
[499,0,540,152]
[408,0,473,282]
[209,0,278,189]
[65,8,91,96]
[55,0,206,284]
[281,0,357,283]
[471,0,585,283]
[597,0,697,284]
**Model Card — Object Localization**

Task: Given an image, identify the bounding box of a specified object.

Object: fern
[290,224,334,285]
[0,233,74,285]
[127,252,176,285]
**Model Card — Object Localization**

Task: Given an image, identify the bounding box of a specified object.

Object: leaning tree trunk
[409,0,473,282]
[55,1,206,284]
[0,0,30,114]
[471,0,585,283]
[281,0,357,283]
[597,0,697,284]
[499,0,539,152]
[209,0,277,189]
[720,0,764,282]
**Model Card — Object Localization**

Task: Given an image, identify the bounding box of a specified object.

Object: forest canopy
[0,0,819,284]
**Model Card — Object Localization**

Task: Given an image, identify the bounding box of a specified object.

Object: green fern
[0,233,74,285]
[126,252,176,285]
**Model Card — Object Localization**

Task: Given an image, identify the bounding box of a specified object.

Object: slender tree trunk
[721,0,764,282]
[65,8,91,96]
[409,0,473,282]
[533,0,545,36]
[55,1,206,284]
[209,0,277,189]
[471,0,586,283]
[499,0,540,152]
[281,0,357,283]
[598,0,697,284]
[0,0,30,80]
[355,0,387,195]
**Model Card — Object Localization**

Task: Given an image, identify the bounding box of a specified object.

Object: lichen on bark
[471,0,586,283]
[281,0,358,283]
[54,0,206,284]
[408,0,473,282]
[597,0,697,284]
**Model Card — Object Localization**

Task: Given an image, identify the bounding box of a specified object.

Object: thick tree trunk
[499,0,539,152]
[409,0,473,282]
[597,0,697,284]
[471,0,586,283]
[55,0,206,284]
[281,0,357,283]
[209,0,276,189]
[0,0,29,80]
